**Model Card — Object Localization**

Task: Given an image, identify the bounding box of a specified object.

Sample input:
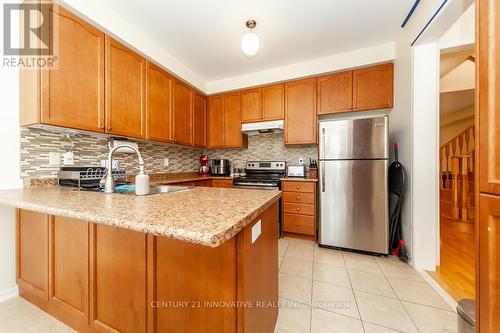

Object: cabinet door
[146,63,173,143]
[146,62,173,142]
[50,216,89,331]
[17,210,49,307]
[207,95,225,148]
[193,93,207,148]
[90,224,147,333]
[172,80,193,146]
[262,84,284,121]
[105,37,146,139]
[41,6,105,132]
[353,63,393,111]
[317,71,353,115]
[285,78,317,145]
[224,92,243,148]
[241,88,262,123]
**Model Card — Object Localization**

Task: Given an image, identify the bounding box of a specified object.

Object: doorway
[427,45,476,300]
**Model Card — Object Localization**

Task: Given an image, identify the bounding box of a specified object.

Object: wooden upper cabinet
[105,37,146,139]
[284,78,317,145]
[172,80,193,146]
[34,6,105,131]
[241,88,262,123]
[207,95,225,148]
[193,93,207,148]
[353,63,393,111]
[317,71,353,115]
[262,84,285,121]
[224,92,243,148]
[146,63,173,143]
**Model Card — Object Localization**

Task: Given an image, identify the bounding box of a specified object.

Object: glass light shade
[241,32,260,57]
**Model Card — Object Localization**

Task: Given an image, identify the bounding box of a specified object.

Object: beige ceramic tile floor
[276,237,458,333]
[0,237,457,333]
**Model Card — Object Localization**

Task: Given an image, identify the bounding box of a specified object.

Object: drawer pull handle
[296,207,300,211]
[296,223,301,227]
[296,185,300,189]
[296,196,300,200]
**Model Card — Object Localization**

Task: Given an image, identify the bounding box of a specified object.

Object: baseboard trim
[418,270,458,312]
[0,285,19,303]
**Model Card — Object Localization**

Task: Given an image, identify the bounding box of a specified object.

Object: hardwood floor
[428,216,476,301]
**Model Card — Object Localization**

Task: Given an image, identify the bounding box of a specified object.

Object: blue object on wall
[401,0,422,28]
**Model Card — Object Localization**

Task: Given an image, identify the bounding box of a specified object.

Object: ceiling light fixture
[241,19,259,57]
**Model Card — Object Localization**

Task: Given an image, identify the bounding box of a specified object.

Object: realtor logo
[3,2,53,55]
[2,1,58,68]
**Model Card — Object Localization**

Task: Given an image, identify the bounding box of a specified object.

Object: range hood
[241,120,284,135]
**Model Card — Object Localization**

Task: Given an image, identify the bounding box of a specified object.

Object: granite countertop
[0,186,280,247]
[280,177,319,182]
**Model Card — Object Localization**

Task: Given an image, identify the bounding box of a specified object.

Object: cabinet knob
[296,185,300,190]
[296,196,300,200]
[296,222,301,227]
[296,207,300,212]
[107,126,111,131]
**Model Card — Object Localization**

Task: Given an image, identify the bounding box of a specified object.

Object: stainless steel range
[233,161,286,190]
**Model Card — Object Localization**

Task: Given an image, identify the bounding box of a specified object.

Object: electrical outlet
[63,151,74,165]
[298,157,304,165]
[164,158,169,167]
[49,152,60,166]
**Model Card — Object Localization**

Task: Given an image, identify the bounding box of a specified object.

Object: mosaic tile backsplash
[20,128,318,179]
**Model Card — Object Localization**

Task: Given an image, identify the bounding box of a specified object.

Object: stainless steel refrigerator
[319,115,389,254]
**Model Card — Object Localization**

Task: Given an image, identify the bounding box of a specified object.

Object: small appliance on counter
[199,154,210,176]
[287,165,306,178]
[210,159,231,176]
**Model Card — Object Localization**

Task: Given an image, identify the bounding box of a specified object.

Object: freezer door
[319,159,388,254]
[319,116,388,160]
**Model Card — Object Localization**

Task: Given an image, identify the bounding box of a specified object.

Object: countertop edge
[0,192,281,248]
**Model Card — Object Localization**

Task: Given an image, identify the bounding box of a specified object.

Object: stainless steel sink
[75,185,192,196]
[116,185,192,196]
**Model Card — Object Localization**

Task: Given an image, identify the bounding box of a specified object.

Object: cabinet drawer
[283,214,315,236]
[282,192,315,204]
[282,181,315,193]
[283,203,315,216]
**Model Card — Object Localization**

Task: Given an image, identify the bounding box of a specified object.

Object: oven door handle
[233,185,279,190]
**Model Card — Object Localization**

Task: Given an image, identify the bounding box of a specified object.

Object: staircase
[440,125,475,223]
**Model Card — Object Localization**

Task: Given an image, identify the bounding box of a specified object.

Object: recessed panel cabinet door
[285,78,317,145]
[146,63,173,143]
[173,80,193,146]
[105,37,146,139]
[207,95,225,148]
[262,84,284,121]
[317,71,353,115]
[193,93,207,148]
[41,6,105,132]
[241,88,261,123]
[17,210,49,306]
[353,63,393,111]
[224,92,243,148]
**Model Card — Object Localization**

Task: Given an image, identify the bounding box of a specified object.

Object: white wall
[0,0,22,300]
[439,4,475,49]
[206,43,396,94]
[411,43,440,270]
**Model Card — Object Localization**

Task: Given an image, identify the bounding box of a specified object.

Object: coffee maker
[199,154,210,176]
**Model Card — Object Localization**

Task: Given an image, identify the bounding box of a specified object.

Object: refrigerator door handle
[321,127,326,158]
[321,161,326,192]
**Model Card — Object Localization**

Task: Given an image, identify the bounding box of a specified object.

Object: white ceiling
[98,0,414,81]
[440,89,474,116]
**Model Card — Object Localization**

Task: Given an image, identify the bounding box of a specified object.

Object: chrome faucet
[104,144,145,193]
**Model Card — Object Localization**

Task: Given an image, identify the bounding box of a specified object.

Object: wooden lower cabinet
[211,179,233,188]
[17,203,278,333]
[281,180,317,239]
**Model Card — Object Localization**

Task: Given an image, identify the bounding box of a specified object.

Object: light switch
[252,220,262,244]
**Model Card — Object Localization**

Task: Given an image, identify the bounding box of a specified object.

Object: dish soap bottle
[135,166,150,196]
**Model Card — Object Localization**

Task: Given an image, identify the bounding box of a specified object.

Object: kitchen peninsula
[0,185,280,333]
